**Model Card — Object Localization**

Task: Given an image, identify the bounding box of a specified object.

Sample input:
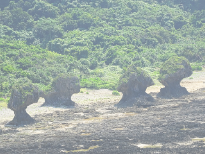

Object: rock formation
[42,74,80,107]
[7,83,39,125]
[116,66,154,107]
[158,56,192,98]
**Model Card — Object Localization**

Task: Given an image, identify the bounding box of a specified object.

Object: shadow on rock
[115,93,154,108]
[157,85,189,99]
[115,66,155,108]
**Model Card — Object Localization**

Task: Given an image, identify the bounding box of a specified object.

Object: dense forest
[0,0,205,99]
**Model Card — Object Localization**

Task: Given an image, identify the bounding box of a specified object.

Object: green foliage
[52,73,75,87]
[191,63,203,71]
[2,64,15,73]
[158,56,190,81]
[80,77,106,89]
[0,0,205,98]
[2,0,204,65]
[0,100,8,109]
[17,58,33,70]
[0,97,9,103]
[112,90,120,96]
[11,78,36,101]
[173,15,188,29]
[119,65,150,86]
[0,5,34,31]
[0,39,83,97]
[33,18,63,47]
[80,66,122,90]
[28,0,60,19]
[65,46,89,59]
[38,84,53,95]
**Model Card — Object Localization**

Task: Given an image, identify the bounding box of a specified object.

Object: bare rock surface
[116,66,154,107]
[158,56,192,98]
[42,74,80,107]
[1,73,205,153]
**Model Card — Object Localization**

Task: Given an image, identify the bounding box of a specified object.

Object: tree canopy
[0,0,205,98]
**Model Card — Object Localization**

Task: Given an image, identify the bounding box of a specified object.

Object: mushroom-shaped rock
[116,66,154,107]
[7,83,39,125]
[158,56,192,98]
[42,74,80,107]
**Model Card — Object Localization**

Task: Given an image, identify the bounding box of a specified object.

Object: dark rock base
[158,85,189,98]
[42,98,75,108]
[115,93,154,108]
[7,109,35,126]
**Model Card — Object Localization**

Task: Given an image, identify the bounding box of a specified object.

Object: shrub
[2,64,15,73]
[158,56,191,81]
[118,66,150,86]
[191,63,203,71]
[112,90,120,96]
[80,77,106,89]
[0,97,9,103]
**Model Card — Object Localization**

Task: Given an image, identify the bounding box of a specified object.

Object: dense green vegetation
[158,56,191,81]
[118,65,151,87]
[11,78,38,103]
[0,0,205,99]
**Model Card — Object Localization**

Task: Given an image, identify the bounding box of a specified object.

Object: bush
[112,90,120,96]
[0,97,9,103]
[191,63,203,71]
[158,56,191,81]
[2,64,15,73]
[80,77,106,89]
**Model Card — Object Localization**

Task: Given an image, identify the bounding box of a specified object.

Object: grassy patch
[191,63,203,71]
[0,102,7,109]
[0,97,9,109]
[80,66,122,90]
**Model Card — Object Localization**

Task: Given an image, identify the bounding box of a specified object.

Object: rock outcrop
[158,56,192,98]
[42,74,80,107]
[7,83,39,125]
[116,66,154,107]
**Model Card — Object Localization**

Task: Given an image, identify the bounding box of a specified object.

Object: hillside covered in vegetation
[0,0,205,99]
